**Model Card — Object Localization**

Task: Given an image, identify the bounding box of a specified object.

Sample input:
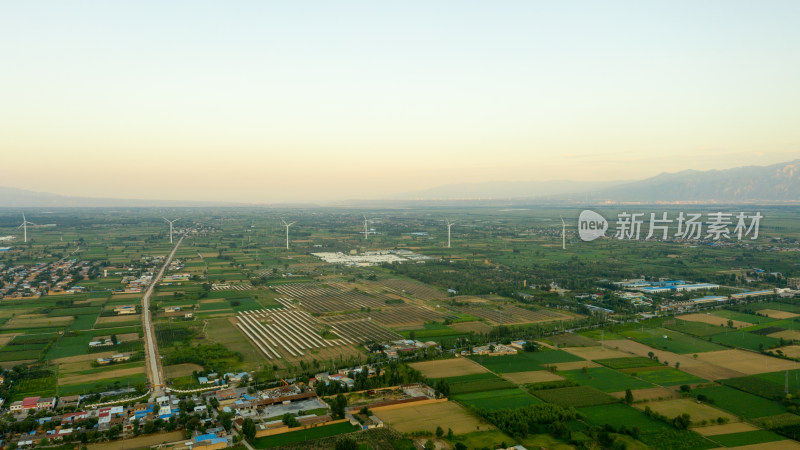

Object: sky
[1,1,799,203]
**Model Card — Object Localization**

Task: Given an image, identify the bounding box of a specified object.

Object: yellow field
[720,440,800,449]
[2,314,73,329]
[165,363,204,378]
[0,333,20,347]
[409,358,488,378]
[637,399,738,425]
[679,313,751,328]
[95,314,141,324]
[53,351,116,364]
[375,401,492,434]
[563,346,632,360]
[605,339,745,381]
[693,422,760,436]
[696,349,800,375]
[501,370,564,384]
[769,331,800,341]
[774,345,800,358]
[59,366,145,386]
[609,387,677,402]
[758,309,799,320]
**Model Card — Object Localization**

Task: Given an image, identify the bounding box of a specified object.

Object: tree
[242,418,256,441]
[727,319,734,328]
[436,425,444,437]
[625,388,634,405]
[648,351,655,360]
[111,334,118,344]
[424,440,435,450]
[447,428,454,439]
[335,436,359,450]
[672,413,691,430]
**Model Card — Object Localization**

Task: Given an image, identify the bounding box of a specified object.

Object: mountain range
[0,159,797,207]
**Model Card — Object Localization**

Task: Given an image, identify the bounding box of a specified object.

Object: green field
[578,403,672,432]
[710,310,775,325]
[666,319,729,337]
[454,388,542,411]
[630,368,708,386]
[596,357,663,370]
[251,422,359,448]
[471,350,583,373]
[709,330,780,351]
[561,367,654,392]
[624,328,726,354]
[532,386,618,408]
[444,373,516,395]
[707,430,786,447]
[691,385,787,418]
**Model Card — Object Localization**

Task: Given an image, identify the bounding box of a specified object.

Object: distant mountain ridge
[583,159,800,203]
[0,186,242,208]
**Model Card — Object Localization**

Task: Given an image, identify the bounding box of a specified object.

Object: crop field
[270,282,392,312]
[454,388,542,410]
[501,370,564,384]
[561,367,655,392]
[679,313,752,328]
[448,304,572,325]
[693,422,761,436]
[251,422,360,448]
[630,368,708,386]
[472,350,583,373]
[561,346,631,360]
[706,430,786,447]
[532,386,618,407]
[445,373,516,395]
[449,321,494,334]
[623,327,727,354]
[609,387,678,402]
[596,357,663,369]
[721,370,800,400]
[603,339,745,380]
[546,333,599,347]
[691,386,787,418]
[758,309,799,320]
[709,330,780,351]
[640,398,738,424]
[409,358,488,378]
[375,401,492,434]
[578,403,672,432]
[665,319,734,337]
[332,305,455,328]
[710,310,776,325]
[376,278,446,300]
[695,349,800,375]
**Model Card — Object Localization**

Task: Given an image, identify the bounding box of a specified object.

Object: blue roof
[195,433,217,442]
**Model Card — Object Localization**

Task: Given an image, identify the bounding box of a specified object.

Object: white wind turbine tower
[560,217,566,250]
[445,218,456,249]
[280,217,296,250]
[18,213,36,243]
[163,218,179,244]
[363,215,369,240]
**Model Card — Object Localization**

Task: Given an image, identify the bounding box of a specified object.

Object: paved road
[142,234,185,400]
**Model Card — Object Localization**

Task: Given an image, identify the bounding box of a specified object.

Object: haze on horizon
[1,1,799,203]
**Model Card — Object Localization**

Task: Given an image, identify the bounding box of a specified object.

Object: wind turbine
[163,218,179,244]
[445,218,456,249]
[560,217,566,250]
[280,217,296,250]
[363,215,369,240]
[18,213,36,243]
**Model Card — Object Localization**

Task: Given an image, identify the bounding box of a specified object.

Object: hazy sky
[2,1,799,203]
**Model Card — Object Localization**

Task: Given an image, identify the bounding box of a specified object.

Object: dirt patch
[635,399,737,425]
[604,339,745,381]
[450,322,494,334]
[502,371,565,384]
[53,352,116,364]
[695,349,800,375]
[59,366,145,386]
[93,332,139,342]
[544,361,600,371]
[165,363,204,378]
[758,309,800,320]
[693,422,761,436]
[87,431,184,450]
[0,333,20,347]
[95,314,141,324]
[549,333,600,348]
[563,346,632,360]
[2,314,73,329]
[375,401,493,434]
[679,313,751,328]
[610,387,677,402]
[409,358,488,378]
